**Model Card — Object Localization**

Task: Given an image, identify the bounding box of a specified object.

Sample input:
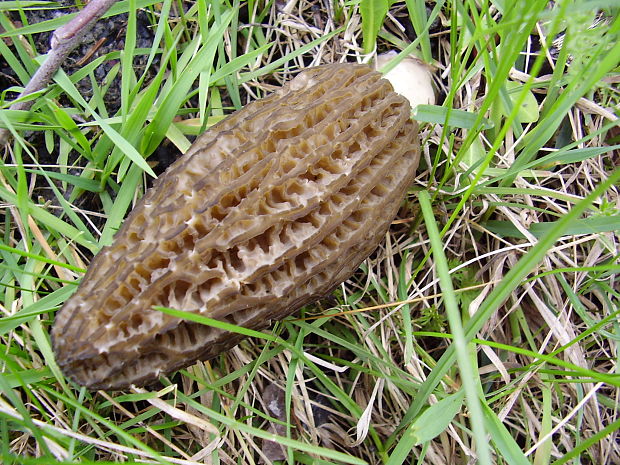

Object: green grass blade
[359,0,389,54]
[418,190,491,465]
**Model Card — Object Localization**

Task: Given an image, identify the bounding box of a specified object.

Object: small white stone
[376,51,435,110]
[268,399,282,416]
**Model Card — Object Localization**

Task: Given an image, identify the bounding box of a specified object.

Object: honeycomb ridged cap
[51,63,421,390]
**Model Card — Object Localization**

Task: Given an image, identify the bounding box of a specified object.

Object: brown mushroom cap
[51,63,420,390]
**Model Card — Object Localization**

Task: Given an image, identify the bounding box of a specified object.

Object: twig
[0,0,119,145]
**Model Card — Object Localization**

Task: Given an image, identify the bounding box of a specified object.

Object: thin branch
[0,0,119,145]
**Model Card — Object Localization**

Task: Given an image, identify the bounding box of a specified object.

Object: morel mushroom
[52,63,420,390]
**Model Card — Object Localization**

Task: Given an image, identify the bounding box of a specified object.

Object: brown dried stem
[0,0,119,145]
